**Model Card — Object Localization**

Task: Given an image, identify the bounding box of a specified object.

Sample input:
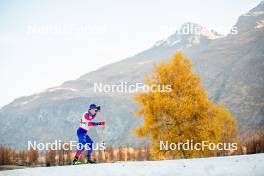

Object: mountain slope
[0,2,264,149]
[193,1,264,134]
[0,23,221,149]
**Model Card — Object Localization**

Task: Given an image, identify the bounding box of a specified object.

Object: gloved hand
[98,121,105,126]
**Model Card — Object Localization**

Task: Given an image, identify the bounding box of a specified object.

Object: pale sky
[0,0,262,107]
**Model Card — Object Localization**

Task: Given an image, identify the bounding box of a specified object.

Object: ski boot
[85,155,96,164]
[72,156,81,165]
[87,159,96,164]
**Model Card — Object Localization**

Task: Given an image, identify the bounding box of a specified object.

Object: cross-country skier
[72,104,105,164]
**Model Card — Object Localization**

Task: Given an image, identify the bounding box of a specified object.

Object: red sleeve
[88,122,98,126]
[84,113,96,120]
[84,113,89,120]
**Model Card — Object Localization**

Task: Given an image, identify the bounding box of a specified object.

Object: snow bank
[0,154,263,176]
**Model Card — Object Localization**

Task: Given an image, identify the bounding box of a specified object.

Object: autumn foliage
[134,52,238,159]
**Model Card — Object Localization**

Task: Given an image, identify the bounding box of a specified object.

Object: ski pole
[100,125,106,160]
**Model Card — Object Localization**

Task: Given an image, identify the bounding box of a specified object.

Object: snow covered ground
[0,154,263,176]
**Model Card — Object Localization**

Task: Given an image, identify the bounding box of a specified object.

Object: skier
[72,104,105,164]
